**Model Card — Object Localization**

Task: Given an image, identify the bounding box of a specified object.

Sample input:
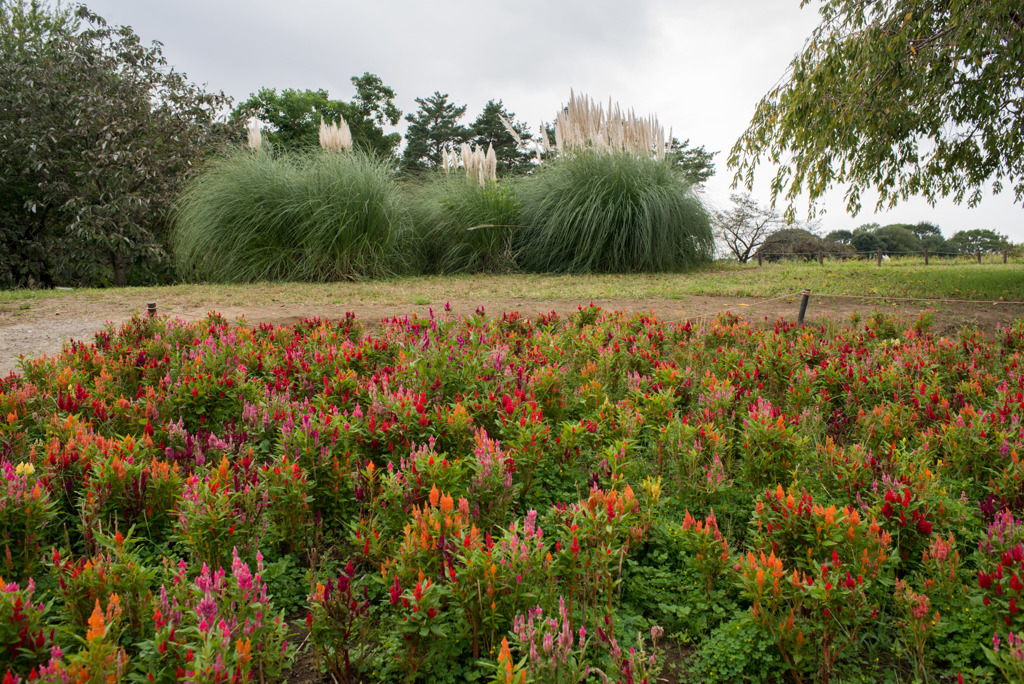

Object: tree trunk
[110,250,127,287]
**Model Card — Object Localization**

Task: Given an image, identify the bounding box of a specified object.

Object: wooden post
[147,301,156,317]
[1005,249,1008,264]
[976,249,982,264]
[924,248,929,265]
[758,252,763,267]
[877,249,882,266]
[818,251,823,265]
[798,289,811,324]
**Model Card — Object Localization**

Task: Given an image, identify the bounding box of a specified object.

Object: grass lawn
[1,256,1022,313]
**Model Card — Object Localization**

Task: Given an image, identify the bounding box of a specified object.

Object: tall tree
[948,229,1011,255]
[347,72,403,157]
[730,0,1024,220]
[911,221,941,241]
[873,225,922,255]
[469,100,533,176]
[715,193,781,262]
[401,92,468,174]
[0,2,230,287]
[231,73,401,157]
[0,0,77,286]
[824,229,853,245]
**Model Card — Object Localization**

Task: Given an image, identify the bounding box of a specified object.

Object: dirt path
[3,294,1022,376]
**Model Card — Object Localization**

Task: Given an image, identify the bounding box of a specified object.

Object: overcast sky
[84,0,1023,241]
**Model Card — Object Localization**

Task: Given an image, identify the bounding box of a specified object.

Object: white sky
[85,0,1024,241]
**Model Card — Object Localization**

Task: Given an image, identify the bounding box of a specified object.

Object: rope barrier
[683,290,805,325]
[681,290,1024,330]
[810,293,1024,306]
[752,250,1012,258]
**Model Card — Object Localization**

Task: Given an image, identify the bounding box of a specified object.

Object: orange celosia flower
[87,600,106,641]
[236,637,252,663]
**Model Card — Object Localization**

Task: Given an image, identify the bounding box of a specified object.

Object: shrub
[173,148,406,282]
[516,151,713,273]
[755,228,847,262]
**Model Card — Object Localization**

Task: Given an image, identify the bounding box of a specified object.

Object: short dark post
[757,252,763,267]
[147,301,156,318]
[818,251,824,265]
[977,249,982,264]
[877,249,882,266]
[797,289,811,324]
[1005,249,1009,264]
[924,248,929,265]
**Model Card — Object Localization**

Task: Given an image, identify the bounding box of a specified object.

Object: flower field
[2,305,1024,682]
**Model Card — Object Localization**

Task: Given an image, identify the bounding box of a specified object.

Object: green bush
[515,151,713,273]
[408,174,520,274]
[173,149,406,282]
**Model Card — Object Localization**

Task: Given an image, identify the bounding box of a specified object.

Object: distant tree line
[824,224,1012,256]
[714,194,1016,263]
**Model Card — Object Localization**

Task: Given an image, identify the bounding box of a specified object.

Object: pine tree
[469,100,533,176]
[401,92,468,174]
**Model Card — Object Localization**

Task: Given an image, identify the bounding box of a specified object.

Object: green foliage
[824,229,853,245]
[911,221,941,240]
[0,3,230,288]
[731,0,1024,219]
[232,74,402,157]
[849,222,970,255]
[755,227,842,261]
[624,516,738,645]
[691,614,785,682]
[872,224,922,255]
[516,151,713,273]
[851,230,882,254]
[401,92,469,174]
[408,175,521,274]
[173,148,406,282]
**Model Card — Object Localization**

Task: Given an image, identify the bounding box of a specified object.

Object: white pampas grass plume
[319,117,352,152]
[247,119,262,150]
[498,114,523,147]
[549,91,667,160]
[452,141,496,186]
[486,143,497,180]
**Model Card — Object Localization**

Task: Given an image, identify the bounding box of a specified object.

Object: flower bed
[1,306,1023,682]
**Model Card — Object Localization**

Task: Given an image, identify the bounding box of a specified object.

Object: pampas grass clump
[173,148,405,282]
[516,150,712,273]
[409,174,519,274]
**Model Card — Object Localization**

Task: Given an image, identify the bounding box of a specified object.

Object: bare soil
[3,293,1022,376]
